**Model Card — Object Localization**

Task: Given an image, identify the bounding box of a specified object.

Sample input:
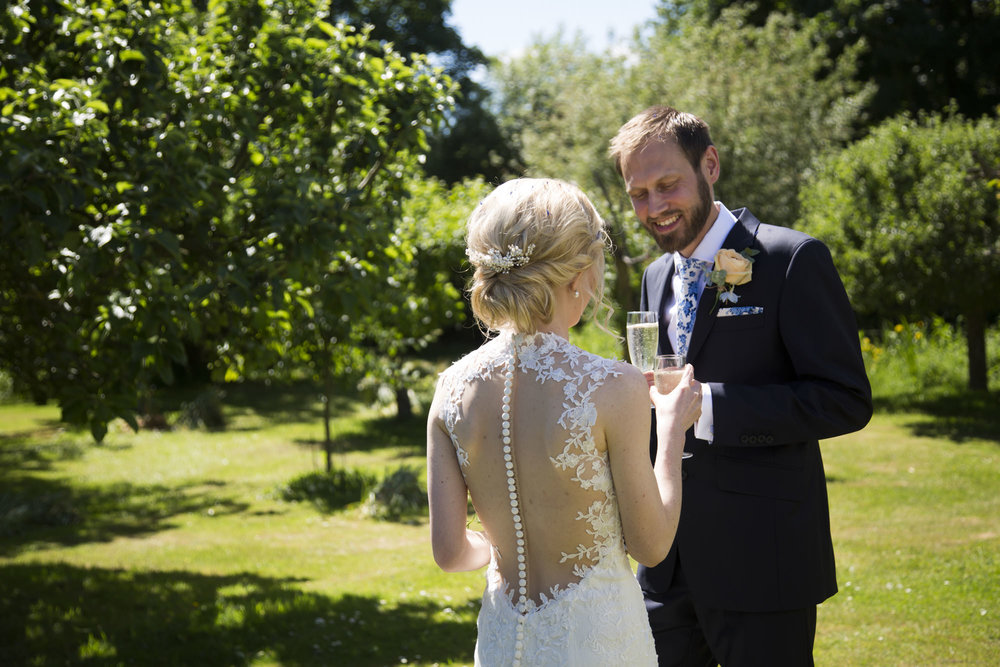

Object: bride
[427,178,701,665]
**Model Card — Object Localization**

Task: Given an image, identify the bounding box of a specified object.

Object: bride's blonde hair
[466,178,612,334]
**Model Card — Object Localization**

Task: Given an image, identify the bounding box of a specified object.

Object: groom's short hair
[609,106,714,177]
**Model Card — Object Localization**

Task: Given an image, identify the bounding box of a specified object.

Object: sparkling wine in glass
[653,354,685,393]
[626,311,659,372]
[653,353,695,459]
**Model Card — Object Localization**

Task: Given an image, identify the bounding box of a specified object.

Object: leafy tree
[490,9,869,343]
[387,174,490,356]
[328,0,522,183]
[636,6,871,229]
[799,112,1000,391]
[423,81,523,185]
[0,0,453,440]
[490,34,643,342]
[293,176,484,472]
[658,0,1000,125]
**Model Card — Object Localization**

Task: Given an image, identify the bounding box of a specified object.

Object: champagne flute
[626,311,659,372]
[653,354,685,393]
[654,354,695,460]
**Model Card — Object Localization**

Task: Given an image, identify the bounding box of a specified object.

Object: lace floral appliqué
[437,331,657,666]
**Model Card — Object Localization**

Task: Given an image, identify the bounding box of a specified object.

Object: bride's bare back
[432,331,666,608]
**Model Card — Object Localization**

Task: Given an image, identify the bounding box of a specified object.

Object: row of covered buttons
[739,434,774,444]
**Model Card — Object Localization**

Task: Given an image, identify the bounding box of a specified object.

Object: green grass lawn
[1,381,998,665]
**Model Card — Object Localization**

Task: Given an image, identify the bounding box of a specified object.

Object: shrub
[0,370,13,404]
[176,388,226,431]
[278,468,377,512]
[861,317,999,400]
[362,466,427,522]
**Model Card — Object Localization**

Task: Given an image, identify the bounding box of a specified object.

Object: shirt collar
[673,202,737,269]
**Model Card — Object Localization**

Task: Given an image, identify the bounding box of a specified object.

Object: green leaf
[296,295,315,318]
[120,49,147,63]
[152,231,182,260]
[90,420,108,443]
[122,412,139,433]
[316,20,338,38]
[156,360,175,385]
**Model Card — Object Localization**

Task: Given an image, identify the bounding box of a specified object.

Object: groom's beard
[649,171,713,254]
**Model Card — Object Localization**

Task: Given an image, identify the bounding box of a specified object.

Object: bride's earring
[574,290,580,299]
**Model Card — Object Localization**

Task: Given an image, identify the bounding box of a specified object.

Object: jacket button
[740,435,748,444]
[765,435,774,444]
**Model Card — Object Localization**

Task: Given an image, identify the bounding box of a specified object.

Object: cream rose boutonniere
[708,247,759,309]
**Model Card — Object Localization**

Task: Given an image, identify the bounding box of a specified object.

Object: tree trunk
[964,304,988,391]
[395,386,412,421]
[321,356,333,472]
[323,387,332,473]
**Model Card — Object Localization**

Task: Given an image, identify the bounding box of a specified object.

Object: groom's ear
[701,146,720,185]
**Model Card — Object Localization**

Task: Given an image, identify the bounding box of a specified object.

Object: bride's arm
[605,366,687,567]
[427,388,491,572]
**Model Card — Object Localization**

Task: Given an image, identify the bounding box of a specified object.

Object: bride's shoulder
[575,348,646,390]
[441,337,504,379]
[575,345,642,382]
[572,344,634,373]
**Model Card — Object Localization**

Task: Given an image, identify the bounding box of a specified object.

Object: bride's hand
[649,364,702,434]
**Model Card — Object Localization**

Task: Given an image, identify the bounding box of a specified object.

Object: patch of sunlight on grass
[0,402,64,434]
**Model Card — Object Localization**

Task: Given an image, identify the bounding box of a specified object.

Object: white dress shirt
[665,202,738,443]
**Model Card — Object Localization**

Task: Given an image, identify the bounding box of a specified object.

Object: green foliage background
[0,0,455,439]
[3,0,999,435]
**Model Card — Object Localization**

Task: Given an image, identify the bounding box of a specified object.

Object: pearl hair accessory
[467,243,536,274]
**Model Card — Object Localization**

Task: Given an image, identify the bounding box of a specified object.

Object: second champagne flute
[653,354,686,393]
[626,311,658,372]
[654,353,695,460]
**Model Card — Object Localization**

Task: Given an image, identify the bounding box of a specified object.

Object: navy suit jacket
[637,208,872,614]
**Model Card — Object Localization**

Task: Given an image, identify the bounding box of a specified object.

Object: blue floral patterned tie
[675,257,711,357]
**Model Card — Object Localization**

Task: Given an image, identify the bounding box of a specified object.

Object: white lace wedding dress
[436,330,657,666]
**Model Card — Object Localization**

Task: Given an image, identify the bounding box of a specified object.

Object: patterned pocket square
[717,305,764,317]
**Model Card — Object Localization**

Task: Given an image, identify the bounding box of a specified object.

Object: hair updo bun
[466,178,610,333]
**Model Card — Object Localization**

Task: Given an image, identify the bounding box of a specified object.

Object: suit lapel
[642,255,677,355]
[659,261,677,355]
[687,209,761,361]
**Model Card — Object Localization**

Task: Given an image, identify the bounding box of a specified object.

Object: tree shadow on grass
[0,562,477,666]
[0,473,247,558]
[0,431,89,472]
[293,413,428,456]
[154,379,353,430]
[873,390,1000,444]
[216,380,358,426]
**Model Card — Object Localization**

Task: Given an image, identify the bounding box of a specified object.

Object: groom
[609,106,873,666]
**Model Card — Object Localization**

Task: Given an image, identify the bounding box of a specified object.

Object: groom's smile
[651,212,682,231]
[647,211,684,244]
